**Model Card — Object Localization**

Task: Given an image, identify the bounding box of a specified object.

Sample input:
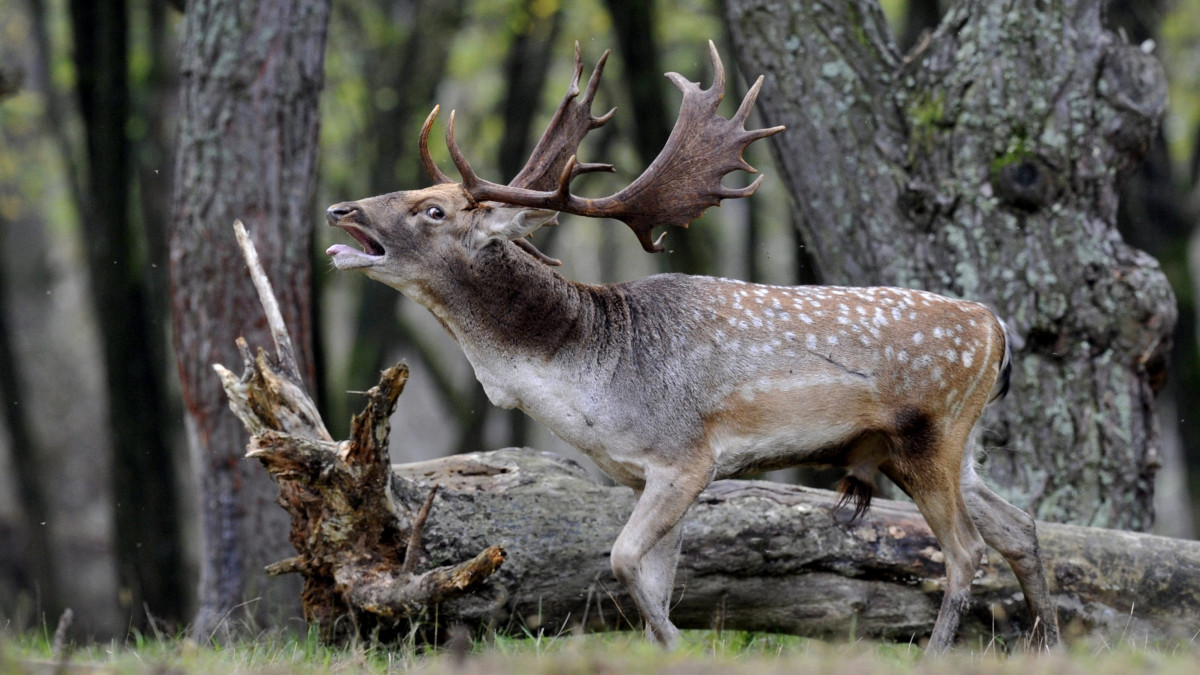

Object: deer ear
[475,206,558,245]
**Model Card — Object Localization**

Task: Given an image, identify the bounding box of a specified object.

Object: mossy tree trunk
[170,0,330,639]
[725,0,1175,530]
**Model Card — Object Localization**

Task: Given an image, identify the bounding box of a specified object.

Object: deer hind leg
[883,415,986,654]
[961,469,1060,649]
[611,465,709,649]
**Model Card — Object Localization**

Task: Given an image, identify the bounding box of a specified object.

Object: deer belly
[706,379,881,479]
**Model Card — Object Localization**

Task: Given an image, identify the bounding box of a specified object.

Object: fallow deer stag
[326,42,1059,652]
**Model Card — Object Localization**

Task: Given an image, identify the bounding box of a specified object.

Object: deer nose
[326,203,361,223]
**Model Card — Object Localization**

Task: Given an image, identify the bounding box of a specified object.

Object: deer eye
[424,205,445,221]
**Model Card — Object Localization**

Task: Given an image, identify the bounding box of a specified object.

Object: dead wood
[215,221,505,641]
[218,219,1200,647]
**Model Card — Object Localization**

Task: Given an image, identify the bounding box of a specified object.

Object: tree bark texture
[723,0,1176,531]
[170,0,330,638]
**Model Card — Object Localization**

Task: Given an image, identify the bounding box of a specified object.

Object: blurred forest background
[1,0,1199,641]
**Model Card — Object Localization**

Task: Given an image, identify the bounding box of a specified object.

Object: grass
[2,625,1200,674]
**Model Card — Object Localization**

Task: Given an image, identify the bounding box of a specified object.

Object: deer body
[411,237,1003,485]
[327,43,1059,652]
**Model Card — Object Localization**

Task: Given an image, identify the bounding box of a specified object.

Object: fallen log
[396,448,1200,646]
[218,219,1200,647]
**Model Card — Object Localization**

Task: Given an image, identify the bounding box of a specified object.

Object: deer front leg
[610,467,709,649]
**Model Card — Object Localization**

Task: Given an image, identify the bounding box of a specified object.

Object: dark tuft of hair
[988,312,1015,403]
[835,475,875,523]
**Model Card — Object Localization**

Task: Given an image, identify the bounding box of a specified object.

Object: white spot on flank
[827,335,839,346]
[962,350,975,367]
[933,326,944,339]
[780,312,792,321]
[807,334,818,350]
[892,307,903,321]
[752,317,764,328]
[912,331,924,345]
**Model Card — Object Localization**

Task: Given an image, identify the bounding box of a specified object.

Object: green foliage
[1161,1,1200,171]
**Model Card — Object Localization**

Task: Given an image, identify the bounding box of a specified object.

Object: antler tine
[580,46,613,126]
[445,110,488,198]
[420,106,454,185]
[707,40,726,105]
[734,76,787,144]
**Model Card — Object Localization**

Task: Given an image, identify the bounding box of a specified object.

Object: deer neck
[412,241,616,406]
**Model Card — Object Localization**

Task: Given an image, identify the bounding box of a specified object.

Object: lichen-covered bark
[725,0,1175,529]
[170,0,330,637]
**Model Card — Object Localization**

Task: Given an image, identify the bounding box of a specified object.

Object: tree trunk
[68,0,186,627]
[0,74,59,620]
[170,0,330,639]
[724,0,1176,530]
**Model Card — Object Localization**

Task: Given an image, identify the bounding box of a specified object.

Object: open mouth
[343,225,384,256]
[327,224,385,269]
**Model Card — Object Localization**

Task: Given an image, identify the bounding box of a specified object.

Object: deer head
[326,41,784,285]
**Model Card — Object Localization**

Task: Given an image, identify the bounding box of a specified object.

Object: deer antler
[431,41,784,253]
[419,43,615,191]
[508,42,617,192]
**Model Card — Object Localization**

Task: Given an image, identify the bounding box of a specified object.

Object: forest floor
[3,628,1199,674]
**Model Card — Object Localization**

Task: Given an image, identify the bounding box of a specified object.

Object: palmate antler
[420,41,784,253]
